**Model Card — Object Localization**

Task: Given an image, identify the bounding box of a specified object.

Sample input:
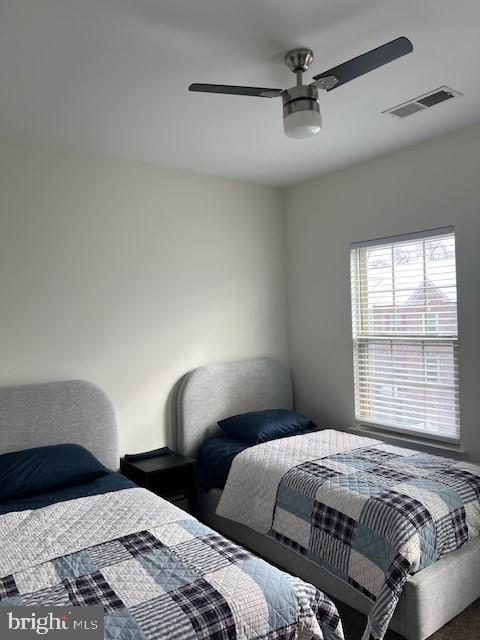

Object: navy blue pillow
[218,409,316,445]
[0,444,108,503]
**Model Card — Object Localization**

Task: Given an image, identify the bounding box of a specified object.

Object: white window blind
[350,227,459,442]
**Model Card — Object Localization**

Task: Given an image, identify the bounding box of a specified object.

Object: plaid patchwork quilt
[0,486,343,640]
[217,430,480,640]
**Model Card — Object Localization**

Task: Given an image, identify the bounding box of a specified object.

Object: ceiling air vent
[383,86,462,119]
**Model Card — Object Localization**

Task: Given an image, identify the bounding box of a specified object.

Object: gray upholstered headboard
[0,380,119,469]
[177,358,292,457]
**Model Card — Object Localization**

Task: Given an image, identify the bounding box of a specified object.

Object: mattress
[215,429,480,640]
[198,485,480,640]
[0,456,344,640]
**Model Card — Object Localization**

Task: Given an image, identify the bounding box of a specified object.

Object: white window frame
[350,227,460,443]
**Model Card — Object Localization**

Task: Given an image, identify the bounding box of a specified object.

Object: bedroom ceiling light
[282,50,322,139]
[189,38,413,139]
[281,65,323,139]
[283,106,322,138]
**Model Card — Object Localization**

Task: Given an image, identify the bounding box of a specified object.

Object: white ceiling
[1,0,479,186]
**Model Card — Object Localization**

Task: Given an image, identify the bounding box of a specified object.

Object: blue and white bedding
[0,457,344,640]
[196,436,250,490]
[217,429,480,640]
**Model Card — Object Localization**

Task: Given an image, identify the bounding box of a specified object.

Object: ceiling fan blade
[189,83,283,98]
[313,37,413,90]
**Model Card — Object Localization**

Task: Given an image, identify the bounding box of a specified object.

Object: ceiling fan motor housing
[282,84,319,117]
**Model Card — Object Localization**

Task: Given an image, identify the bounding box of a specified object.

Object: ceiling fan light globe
[283,109,322,139]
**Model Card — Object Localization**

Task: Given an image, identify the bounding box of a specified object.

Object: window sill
[351,423,464,459]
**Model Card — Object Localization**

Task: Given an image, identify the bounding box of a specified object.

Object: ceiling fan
[189,37,413,139]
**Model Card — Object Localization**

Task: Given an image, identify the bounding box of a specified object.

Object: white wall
[0,141,288,454]
[285,123,480,463]
[2,125,479,463]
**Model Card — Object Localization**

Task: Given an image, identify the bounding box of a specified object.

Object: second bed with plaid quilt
[0,485,343,640]
[217,429,480,640]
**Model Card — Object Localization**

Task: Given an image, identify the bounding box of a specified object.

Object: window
[425,355,441,383]
[423,312,440,333]
[350,227,459,442]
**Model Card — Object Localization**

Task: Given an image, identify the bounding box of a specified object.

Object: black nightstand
[120,451,195,512]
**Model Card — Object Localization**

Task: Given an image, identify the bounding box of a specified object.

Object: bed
[0,379,344,640]
[177,358,480,640]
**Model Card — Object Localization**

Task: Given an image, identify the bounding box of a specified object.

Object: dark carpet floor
[335,598,480,640]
